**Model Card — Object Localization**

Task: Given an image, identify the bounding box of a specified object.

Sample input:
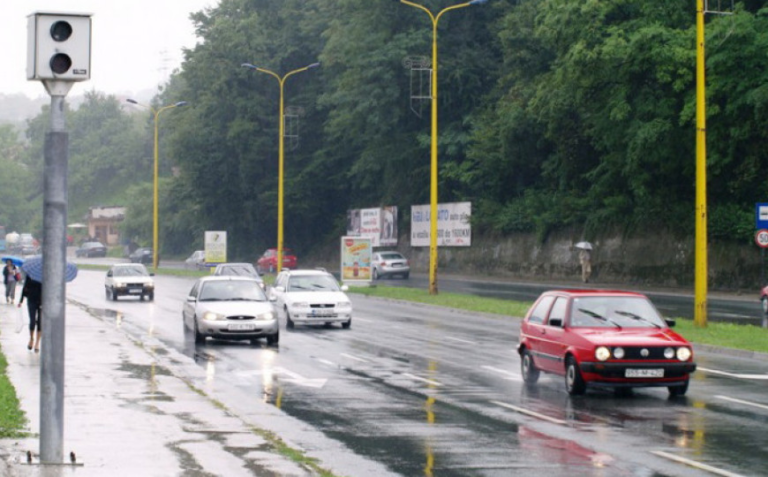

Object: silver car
[372,251,410,280]
[182,276,279,346]
[213,262,265,290]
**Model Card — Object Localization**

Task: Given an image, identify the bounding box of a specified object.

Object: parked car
[270,269,352,329]
[518,289,696,396]
[105,263,155,301]
[129,247,158,265]
[185,250,206,270]
[213,262,265,289]
[182,276,279,346]
[75,241,107,258]
[256,248,297,274]
[371,251,410,280]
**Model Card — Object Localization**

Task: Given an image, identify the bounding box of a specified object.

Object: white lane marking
[490,400,567,425]
[402,373,443,387]
[316,358,336,367]
[715,395,768,412]
[651,451,746,477]
[482,365,522,381]
[352,317,372,323]
[698,367,768,380]
[234,367,327,388]
[446,336,476,345]
[340,353,369,363]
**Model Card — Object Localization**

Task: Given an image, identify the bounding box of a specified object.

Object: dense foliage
[4,1,767,260]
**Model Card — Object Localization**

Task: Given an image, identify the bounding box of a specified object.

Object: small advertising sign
[204,231,227,265]
[340,236,372,284]
[346,206,398,247]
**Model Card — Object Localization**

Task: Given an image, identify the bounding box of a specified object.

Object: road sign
[756,203,768,229]
[755,229,768,248]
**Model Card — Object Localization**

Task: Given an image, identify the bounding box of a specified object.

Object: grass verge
[0,340,28,438]
[348,285,768,355]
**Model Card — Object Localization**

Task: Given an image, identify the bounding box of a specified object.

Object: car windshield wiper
[614,310,661,328]
[577,308,622,329]
[199,298,223,302]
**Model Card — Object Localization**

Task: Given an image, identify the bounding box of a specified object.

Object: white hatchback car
[271,269,352,329]
[182,276,279,346]
[105,263,155,301]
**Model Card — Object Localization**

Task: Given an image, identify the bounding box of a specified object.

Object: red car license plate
[625,368,664,378]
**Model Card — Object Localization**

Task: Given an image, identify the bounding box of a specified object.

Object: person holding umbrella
[18,277,42,352]
[575,242,593,283]
[3,258,21,304]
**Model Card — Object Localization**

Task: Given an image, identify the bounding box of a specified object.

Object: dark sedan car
[129,247,158,265]
[75,241,107,258]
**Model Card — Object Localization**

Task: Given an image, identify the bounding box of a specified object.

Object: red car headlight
[676,347,692,361]
[595,346,611,361]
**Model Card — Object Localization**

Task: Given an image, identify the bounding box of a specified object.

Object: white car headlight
[664,347,675,359]
[256,311,275,321]
[203,311,225,321]
[291,302,309,309]
[595,346,611,361]
[337,301,351,308]
[612,347,625,359]
[145,282,154,289]
[676,347,692,361]
[113,281,125,288]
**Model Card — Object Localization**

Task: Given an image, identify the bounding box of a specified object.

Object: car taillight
[380,261,386,266]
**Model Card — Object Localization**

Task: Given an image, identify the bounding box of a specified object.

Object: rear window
[380,252,404,260]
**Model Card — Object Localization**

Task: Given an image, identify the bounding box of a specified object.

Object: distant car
[371,251,410,280]
[105,263,155,301]
[75,241,107,258]
[182,276,279,346]
[129,247,157,265]
[213,263,265,289]
[256,248,297,274]
[518,290,696,396]
[270,269,352,329]
[185,250,206,270]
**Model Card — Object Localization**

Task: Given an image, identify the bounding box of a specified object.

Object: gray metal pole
[40,94,68,463]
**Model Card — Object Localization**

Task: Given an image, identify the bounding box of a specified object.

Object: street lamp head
[308,62,320,69]
[241,63,258,70]
[174,101,187,107]
[469,0,488,4]
[126,98,138,105]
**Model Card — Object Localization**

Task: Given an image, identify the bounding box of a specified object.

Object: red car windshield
[569,296,666,329]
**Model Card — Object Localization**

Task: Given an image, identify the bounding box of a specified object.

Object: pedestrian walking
[18,277,42,352]
[3,259,20,304]
[579,248,592,283]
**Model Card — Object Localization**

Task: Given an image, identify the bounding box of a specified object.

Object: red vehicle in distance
[256,248,297,274]
[518,289,696,397]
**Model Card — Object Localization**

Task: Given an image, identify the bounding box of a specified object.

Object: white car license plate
[625,368,664,378]
[128,289,142,294]
[311,309,333,317]
[228,323,255,331]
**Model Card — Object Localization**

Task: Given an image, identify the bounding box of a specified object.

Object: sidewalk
[0,302,321,477]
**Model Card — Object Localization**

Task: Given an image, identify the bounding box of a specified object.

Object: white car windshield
[199,281,266,301]
[113,266,149,277]
[288,275,340,292]
[570,297,666,328]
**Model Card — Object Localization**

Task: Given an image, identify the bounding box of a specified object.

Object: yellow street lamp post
[241,62,320,274]
[126,99,187,271]
[396,0,488,295]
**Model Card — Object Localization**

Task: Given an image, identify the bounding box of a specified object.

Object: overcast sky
[2,0,217,99]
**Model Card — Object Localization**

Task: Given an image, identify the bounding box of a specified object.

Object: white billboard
[204,231,227,264]
[346,206,398,247]
[411,202,471,247]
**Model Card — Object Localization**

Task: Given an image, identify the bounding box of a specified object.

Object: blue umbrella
[1,256,24,267]
[21,255,78,282]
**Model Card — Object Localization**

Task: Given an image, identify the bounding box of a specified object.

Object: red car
[518,290,696,396]
[256,248,297,274]
[761,286,768,314]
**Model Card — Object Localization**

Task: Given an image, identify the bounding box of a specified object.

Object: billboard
[411,202,471,247]
[346,206,398,247]
[340,236,372,282]
[204,231,227,264]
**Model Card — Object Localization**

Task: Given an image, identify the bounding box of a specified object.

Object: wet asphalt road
[65,267,768,476]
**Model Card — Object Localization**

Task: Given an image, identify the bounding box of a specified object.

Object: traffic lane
[382,274,765,324]
[65,274,768,476]
[266,295,768,476]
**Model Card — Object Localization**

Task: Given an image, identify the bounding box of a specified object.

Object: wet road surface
[66,269,768,476]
